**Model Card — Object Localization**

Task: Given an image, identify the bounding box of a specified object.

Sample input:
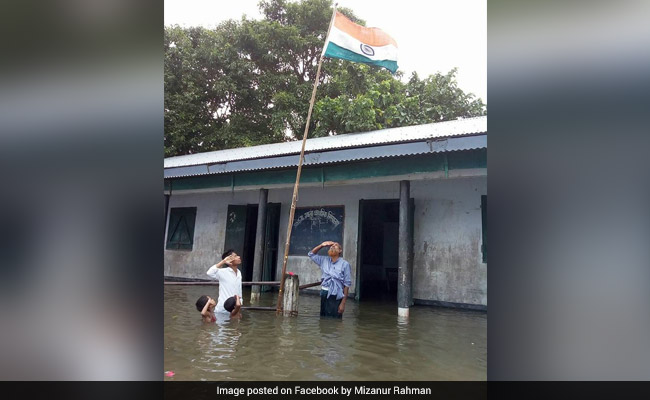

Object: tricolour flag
[322,11,399,74]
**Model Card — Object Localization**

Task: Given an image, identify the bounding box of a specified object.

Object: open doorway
[223,203,281,286]
[242,205,258,282]
[262,203,281,292]
[223,204,257,282]
[356,200,400,301]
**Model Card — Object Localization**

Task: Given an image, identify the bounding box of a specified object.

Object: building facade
[164,116,487,310]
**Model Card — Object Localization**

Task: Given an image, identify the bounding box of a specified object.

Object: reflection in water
[165,286,486,381]
[317,318,347,376]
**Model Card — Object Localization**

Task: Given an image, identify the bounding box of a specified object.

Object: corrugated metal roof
[164,116,486,169]
[164,134,486,179]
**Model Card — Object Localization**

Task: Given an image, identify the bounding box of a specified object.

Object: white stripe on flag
[327,25,398,62]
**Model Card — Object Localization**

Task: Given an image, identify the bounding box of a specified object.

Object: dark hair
[223,295,237,313]
[196,295,209,311]
[222,249,235,260]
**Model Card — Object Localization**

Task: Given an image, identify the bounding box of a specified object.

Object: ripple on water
[165,286,486,380]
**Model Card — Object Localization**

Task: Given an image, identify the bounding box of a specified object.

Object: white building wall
[411,177,487,306]
[164,175,487,306]
[163,190,259,278]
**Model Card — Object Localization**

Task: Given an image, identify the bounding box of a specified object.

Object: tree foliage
[164,0,485,157]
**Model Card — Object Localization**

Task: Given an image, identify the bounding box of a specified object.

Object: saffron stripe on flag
[332,11,398,48]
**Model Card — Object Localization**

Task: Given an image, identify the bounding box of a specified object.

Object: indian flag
[322,11,399,74]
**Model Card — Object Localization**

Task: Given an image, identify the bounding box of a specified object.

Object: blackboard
[289,206,345,256]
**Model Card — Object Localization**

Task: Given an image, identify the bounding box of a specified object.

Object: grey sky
[165,0,486,102]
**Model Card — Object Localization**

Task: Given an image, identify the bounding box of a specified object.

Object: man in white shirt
[206,249,244,314]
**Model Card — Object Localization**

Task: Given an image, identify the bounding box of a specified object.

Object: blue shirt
[308,251,352,300]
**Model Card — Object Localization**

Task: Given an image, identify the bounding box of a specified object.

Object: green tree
[164,0,485,157]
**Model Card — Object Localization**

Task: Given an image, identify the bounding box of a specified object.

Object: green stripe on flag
[324,42,398,74]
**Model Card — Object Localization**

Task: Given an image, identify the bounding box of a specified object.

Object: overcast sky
[165,0,486,102]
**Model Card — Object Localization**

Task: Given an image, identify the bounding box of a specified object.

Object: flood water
[164,286,486,381]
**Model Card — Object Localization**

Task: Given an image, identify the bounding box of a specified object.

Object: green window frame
[481,195,487,263]
[166,207,197,250]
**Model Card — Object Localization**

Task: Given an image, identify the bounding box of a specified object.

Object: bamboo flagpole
[276,3,338,315]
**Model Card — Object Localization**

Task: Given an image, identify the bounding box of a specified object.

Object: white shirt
[206,265,243,313]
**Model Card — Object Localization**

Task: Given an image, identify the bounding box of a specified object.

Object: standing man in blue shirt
[308,241,352,319]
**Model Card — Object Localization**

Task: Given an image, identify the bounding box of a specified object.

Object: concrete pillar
[398,180,412,317]
[250,189,268,303]
[282,274,299,316]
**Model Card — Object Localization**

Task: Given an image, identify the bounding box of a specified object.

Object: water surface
[164,286,486,380]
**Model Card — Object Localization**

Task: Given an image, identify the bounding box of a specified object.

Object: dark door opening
[242,205,258,282]
[224,203,281,288]
[262,203,281,292]
[357,200,400,301]
[224,204,258,283]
